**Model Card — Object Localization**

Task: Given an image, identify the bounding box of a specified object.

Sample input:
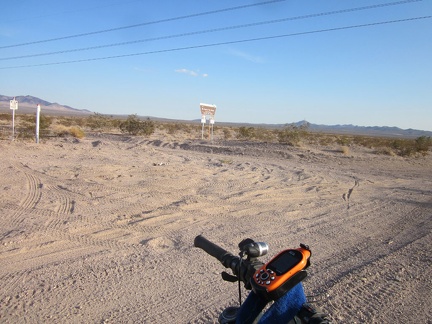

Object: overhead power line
[0,0,287,49]
[4,0,152,23]
[1,16,430,70]
[0,0,424,61]
[0,0,423,50]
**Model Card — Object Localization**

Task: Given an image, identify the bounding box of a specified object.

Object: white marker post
[201,115,206,140]
[210,117,215,141]
[36,104,41,143]
[199,103,217,141]
[10,97,18,140]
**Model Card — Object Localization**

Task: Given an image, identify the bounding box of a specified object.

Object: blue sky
[1,0,431,131]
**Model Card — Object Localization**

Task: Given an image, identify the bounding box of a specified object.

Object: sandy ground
[0,132,431,323]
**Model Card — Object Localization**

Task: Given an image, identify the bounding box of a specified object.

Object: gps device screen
[267,250,302,275]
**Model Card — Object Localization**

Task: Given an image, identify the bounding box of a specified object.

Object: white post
[10,97,18,140]
[36,104,41,143]
[12,108,15,140]
[210,118,215,142]
[201,115,206,139]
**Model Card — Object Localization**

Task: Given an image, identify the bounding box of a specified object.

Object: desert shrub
[340,146,350,155]
[181,123,194,134]
[110,118,122,129]
[39,114,52,130]
[18,114,33,124]
[56,116,87,127]
[277,122,309,146]
[56,117,74,127]
[222,128,232,140]
[86,113,113,131]
[336,136,351,146]
[237,126,255,140]
[351,135,385,148]
[17,114,52,139]
[119,114,155,136]
[316,134,336,146]
[164,123,183,135]
[69,127,85,139]
[389,139,414,156]
[162,122,195,135]
[374,147,396,156]
[415,136,431,154]
[17,130,34,140]
[52,125,85,138]
[0,113,10,122]
[254,127,276,142]
[52,125,70,137]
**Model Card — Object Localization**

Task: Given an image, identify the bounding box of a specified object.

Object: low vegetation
[119,114,155,136]
[0,112,430,157]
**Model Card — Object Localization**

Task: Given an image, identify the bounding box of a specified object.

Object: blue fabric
[235,290,268,324]
[236,283,306,324]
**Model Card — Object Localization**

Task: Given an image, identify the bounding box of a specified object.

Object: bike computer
[251,244,311,301]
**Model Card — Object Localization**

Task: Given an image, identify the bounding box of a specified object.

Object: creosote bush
[86,113,115,132]
[0,113,10,122]
[237,126,255,140]
[277,122,310,146]
[415,136,432,154]
[119,114,155,136]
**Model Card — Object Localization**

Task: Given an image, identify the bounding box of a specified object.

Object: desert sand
[0,131,431,323]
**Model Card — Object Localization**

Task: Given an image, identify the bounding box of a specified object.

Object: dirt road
[1,134,431,323]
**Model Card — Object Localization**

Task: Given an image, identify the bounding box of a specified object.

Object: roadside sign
[199,103,217,141]
[200,103,216,116]
[10,98,18,110]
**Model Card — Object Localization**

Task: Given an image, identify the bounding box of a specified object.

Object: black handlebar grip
[194,235,230,263]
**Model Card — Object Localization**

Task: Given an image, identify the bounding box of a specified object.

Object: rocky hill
[0,95,92,116]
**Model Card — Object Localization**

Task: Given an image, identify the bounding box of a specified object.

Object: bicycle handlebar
[194,235,231,264]
[194,235,264,289]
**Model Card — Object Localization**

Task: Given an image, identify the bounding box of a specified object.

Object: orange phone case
[252,247,311,293]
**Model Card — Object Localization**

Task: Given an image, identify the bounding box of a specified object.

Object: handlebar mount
[194,235,267,290]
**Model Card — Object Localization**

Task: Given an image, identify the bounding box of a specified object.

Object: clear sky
[1,0,431,131]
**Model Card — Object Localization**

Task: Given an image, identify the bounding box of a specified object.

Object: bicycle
[194,235,331,324]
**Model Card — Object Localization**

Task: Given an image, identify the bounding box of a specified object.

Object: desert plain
[0,130,431,323]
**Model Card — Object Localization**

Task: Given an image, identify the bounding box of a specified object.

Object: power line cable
[0,0,424,61]
[0,0,287,49]
[4,0,147,23]
[1,16,429,70]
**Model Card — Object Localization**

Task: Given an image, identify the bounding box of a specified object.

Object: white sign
[10,99,18,110]
[200,103,216,116]
[199,103,217,141]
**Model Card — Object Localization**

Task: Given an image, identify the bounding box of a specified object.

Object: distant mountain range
[298,121,432,138]
[1,94,431,137]
[0,95,91,115]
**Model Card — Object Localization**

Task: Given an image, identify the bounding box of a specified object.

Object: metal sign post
[199,103,216,141]
[36,104,41,143]
[10,97,18,140]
